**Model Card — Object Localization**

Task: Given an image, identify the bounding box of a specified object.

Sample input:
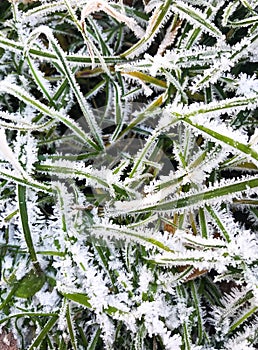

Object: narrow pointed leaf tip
[0,128,27,177]
[81,0,144,39]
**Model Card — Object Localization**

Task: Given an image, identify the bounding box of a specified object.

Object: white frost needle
[0,128,27,178]
[81,0,145,39]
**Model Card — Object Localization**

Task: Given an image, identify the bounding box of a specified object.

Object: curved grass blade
[172,1,223,39]
[90,223,174,252]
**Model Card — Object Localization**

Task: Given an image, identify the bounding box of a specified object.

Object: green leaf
[205,205,231,242]
[0,168,52,192]
[91,224,174,252]
[0,34,127,65]
[66,303,78,350]
[184,117,258,164]
[189,281,204,344]
[229,15,258,27]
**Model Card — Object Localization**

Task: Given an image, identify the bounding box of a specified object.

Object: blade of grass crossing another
[121,0,173,58]
[111,176,258,215]
[0,82,97,149]
[25,26,104,150]
[28,316,58,350]
[172,1,223,39]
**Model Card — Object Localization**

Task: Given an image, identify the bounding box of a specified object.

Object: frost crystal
[236,73,258,98]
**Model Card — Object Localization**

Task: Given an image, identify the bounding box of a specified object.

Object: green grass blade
[0,82,97,148]
[111,176,258,215]
[37,163,109,188]
[205,205,231,242]
[0,168,52,193]
[173,2,223,39]
[66,303,78,350]
[229,306,258,332]
[28,316,58,350]
[18,185,41,272]
[90,223,174,252]
[87,327,101,350]
[229,16,258,27]
[189,281,203,344]
[26,55,53,104]
[121,0,173,57]
[199,207,208,239]
[25,26,104,150]
[0,33,131,65]
[61,292,92,309]
[184,118,258,164]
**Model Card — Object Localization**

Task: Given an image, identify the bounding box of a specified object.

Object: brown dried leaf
[0,329,19,350]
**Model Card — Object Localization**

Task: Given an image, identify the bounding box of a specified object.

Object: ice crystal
[237,73,258,98]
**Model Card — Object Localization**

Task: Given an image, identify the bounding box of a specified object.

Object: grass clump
[0,0,258,349]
